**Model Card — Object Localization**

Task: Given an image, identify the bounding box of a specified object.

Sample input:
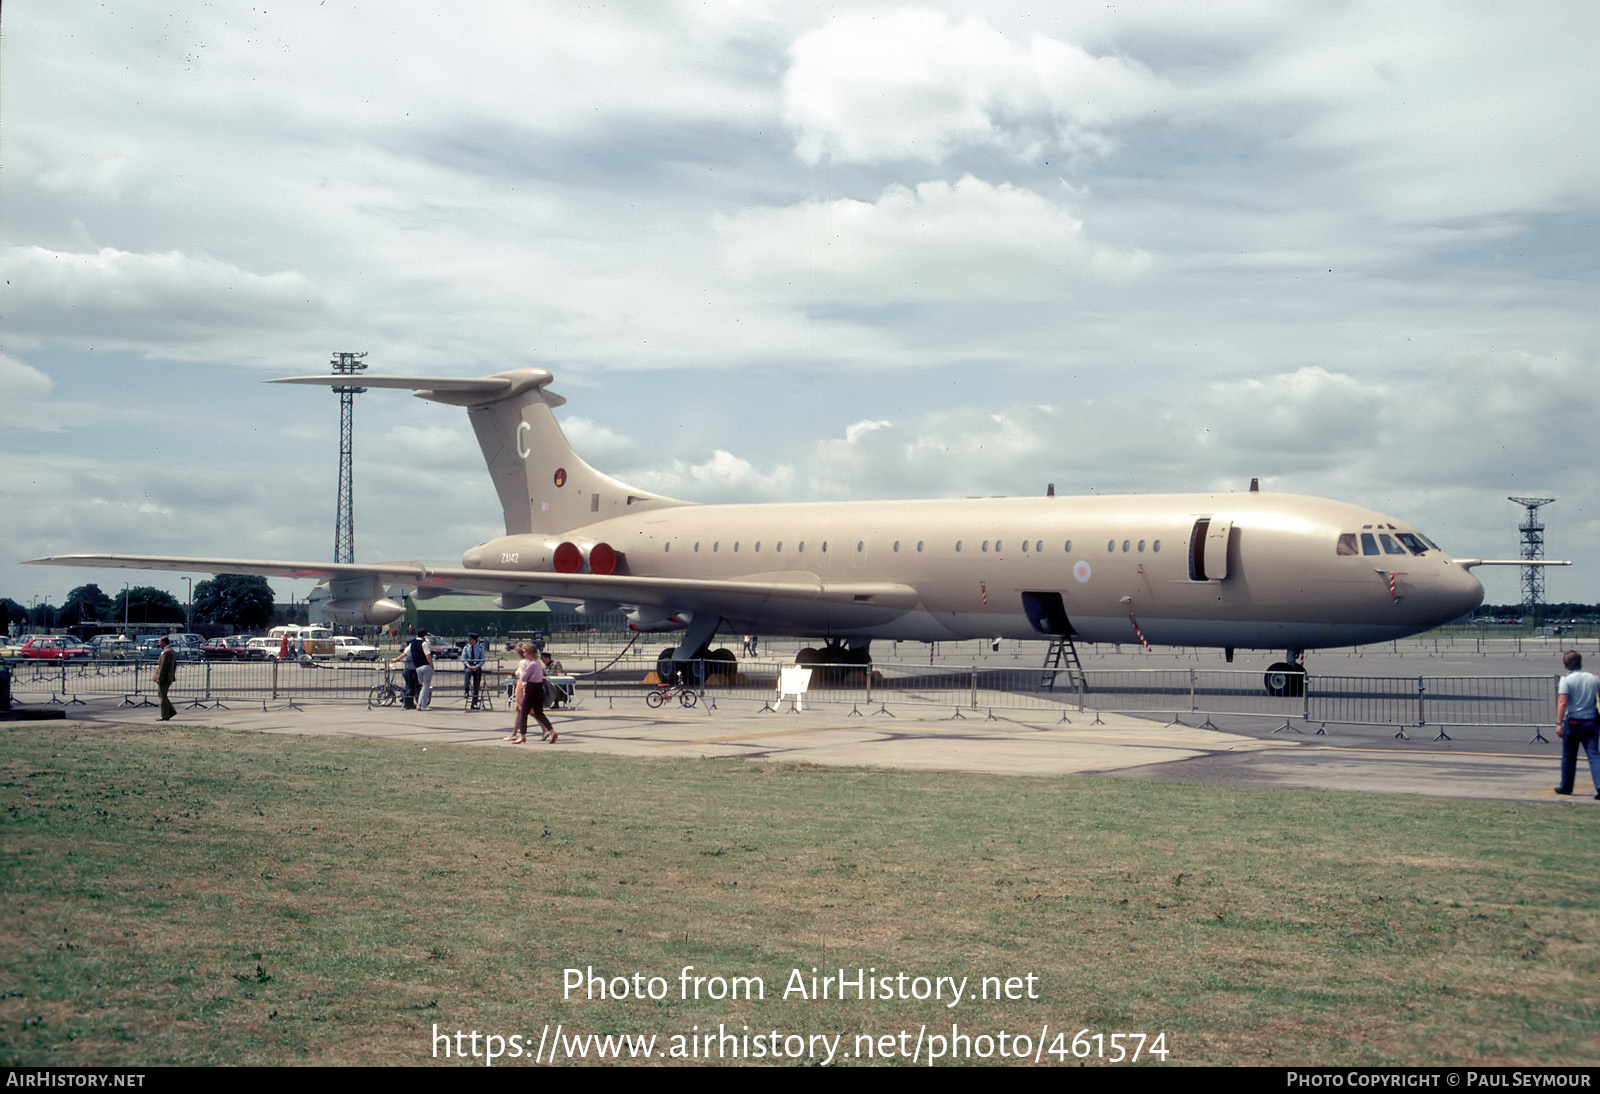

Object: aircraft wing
[26,554,921,611]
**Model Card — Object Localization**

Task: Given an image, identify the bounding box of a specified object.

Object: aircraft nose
[1435,563,1485,621]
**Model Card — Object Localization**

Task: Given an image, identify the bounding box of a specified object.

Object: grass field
[2,721,1597,1066]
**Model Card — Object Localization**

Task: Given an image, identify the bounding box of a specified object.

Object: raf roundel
[553,468,567,488]
[1073,560,1092,583]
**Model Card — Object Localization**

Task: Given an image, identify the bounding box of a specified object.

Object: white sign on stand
[776,664,813,712]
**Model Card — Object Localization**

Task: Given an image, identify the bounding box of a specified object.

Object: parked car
[244,637,281,659]
[426,638,463,660]
[19,636,93,660]
[332,636,380,661]
[131,634,204,661]
[201,636,266,661]
[89,634,138,661]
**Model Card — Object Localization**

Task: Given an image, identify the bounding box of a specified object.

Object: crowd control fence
[3,654,1559,743]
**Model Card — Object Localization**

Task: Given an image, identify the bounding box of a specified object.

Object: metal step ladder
[1040,636,1085,691]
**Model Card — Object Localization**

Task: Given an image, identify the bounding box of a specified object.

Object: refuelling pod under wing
[319,575,407,626]
[627,607,688,633]
[322,597,406,626]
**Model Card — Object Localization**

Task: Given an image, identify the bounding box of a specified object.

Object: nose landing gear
[1263,650,1307,697]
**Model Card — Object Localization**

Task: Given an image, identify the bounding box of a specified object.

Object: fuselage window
[1037,540,1044,553]
[754,541,760,552]
[1360,533,1380,556]
[1379,533,1406,555]
[1336,534,1359,556]
[956,540,963,552]
[856,540,865,553]
[694,542,700,553]
[1122,540,1131,552]
[821,541,829,553]
[1022,540,1030,553]
[733,541,739,552]
[1106,539,1115,552]
[1137,540,1145,553]
[664,542,671,553]
[995,540,1003,552]
[893,540,901,552]
[916,541,924,552]
[713,542,719,552]
[776,541,783,552]
[982,541,989,552]
[1153,540,1161,553]
[798,541,805,552]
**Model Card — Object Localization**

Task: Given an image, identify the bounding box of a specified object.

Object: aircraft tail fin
[270,369,689,535]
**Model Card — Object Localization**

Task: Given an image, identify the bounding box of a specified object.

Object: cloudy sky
[4,0,1597,615]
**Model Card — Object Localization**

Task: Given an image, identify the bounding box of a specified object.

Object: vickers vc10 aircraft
[33,368,1509,694]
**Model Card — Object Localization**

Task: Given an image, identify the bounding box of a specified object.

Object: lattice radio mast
[331,352,368,564]
[1507,495,1555,622]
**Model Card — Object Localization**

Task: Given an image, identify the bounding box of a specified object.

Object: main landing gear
[794,639,874,684]
[655,645,737,687]
[1263,650,1307,697]
[794,638,872,668]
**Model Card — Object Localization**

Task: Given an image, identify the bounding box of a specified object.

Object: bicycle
[645,680,698,709]
[368,665,411,708]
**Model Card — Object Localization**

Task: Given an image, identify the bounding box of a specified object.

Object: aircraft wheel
[705,647,737,682]
[656,647,679,685]
[1263,662,1306,697]
[795,647,821,665]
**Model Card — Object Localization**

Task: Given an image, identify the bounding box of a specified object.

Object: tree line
[2,575,281,631]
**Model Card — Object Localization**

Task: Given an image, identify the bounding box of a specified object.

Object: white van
[266,625,336,660]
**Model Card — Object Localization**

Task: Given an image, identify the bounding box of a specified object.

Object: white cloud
[558,417,640,465]
[1191,1,1600,223]
[0,354,56,431]
[0,246,321,348]
[719,176,1149,302]
[783,7,1167,165]
[632,450,798,502]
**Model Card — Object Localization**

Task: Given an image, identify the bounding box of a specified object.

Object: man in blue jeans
[1555,650,1600,799]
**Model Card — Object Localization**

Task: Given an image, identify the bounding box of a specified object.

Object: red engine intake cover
[588,541,618,575]
[552,541,582,574]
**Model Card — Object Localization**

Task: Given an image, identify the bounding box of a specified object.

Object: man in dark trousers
[1556,649,1600,798]
[461,633,487,709]
[155,636,178,721]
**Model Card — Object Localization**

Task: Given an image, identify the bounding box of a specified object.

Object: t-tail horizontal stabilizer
[270,370,690,537]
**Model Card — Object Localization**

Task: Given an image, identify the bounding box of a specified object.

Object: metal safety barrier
[5,653,1560,743]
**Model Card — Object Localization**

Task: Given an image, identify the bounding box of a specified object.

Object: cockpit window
[1417,533,1441,551]
[1396,533,1428,556]
[1379,533,1407,555]
[1336,534,1360,556]
[1360,533,1380,556]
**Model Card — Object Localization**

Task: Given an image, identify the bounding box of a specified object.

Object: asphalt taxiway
[30,687,1593,806]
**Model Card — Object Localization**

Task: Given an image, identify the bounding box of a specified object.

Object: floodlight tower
[330,352,368,564]
[1507,496,1555,623]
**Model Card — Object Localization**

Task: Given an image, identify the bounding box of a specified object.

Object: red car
[19,637,93,660]
[201,637,266,661]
